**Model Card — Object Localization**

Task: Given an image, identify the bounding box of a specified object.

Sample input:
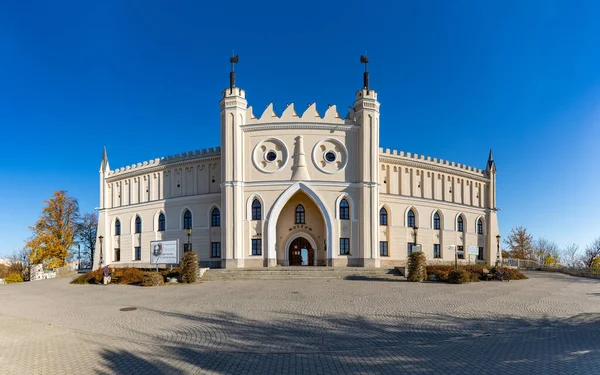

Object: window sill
[250,254,262,257]
[339,253,351,256]
[210,256,221,259]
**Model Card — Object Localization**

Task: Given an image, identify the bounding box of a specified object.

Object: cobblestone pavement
[0,272,599,374]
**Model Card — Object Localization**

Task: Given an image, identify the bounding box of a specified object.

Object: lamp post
[78,244,81,271]
[98,236,103,268]
[413,226,419,245]
[496,234,501,267]
[186,228,192,252]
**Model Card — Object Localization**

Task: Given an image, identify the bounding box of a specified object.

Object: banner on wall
[150,240,179,264]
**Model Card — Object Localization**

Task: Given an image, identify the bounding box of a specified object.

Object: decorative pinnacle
[229,54,239,94]
[360,55,369,93]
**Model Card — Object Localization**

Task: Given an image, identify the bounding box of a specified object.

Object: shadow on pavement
[97,308,600,374]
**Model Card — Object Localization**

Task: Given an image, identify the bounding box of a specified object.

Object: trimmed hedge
[142,272,165,287]
[182,252,198,283]
[427,265,527,284]
[407,251,427,282]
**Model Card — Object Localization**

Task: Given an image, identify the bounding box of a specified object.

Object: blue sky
[1,1,599,257]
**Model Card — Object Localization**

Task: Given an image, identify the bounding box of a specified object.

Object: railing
[501,259,542,270]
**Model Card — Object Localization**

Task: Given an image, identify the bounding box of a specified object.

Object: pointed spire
[487,148,496,172]
[291,136,311,181]
[100,147,110,173]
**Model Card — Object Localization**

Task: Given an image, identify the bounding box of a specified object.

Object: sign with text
[468,246,479,256]
[150,240,179,264]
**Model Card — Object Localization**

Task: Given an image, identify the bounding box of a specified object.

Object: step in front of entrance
[201,268,403,281]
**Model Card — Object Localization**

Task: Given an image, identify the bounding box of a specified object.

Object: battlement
[107,147,221,177]
[245,103,353,125]
[379,148,486,176]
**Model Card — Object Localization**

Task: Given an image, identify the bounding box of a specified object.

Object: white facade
[94,76,499,269]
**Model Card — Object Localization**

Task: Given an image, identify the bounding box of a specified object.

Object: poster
[150,240,179,264]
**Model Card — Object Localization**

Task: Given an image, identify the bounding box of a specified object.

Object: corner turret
[486,148,496,173]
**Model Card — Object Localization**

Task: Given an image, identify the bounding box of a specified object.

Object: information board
[150,240,179,264]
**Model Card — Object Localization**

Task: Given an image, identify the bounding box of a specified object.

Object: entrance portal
[288,237,314,266]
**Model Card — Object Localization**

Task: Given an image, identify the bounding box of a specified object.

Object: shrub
[119,268,145,284]
[182,252,198,283]
[71,268,104,284]
[5,272,23,284]
[426,265,453,282]
[494,267,528,280]
[448,269,470,284]
[407,251,427,282]
[160,267,182,280]
[142,272,165,287]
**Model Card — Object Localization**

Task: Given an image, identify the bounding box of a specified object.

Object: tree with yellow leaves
[26,190,79,269]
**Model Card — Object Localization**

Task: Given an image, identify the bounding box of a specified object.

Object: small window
[252,199,261,220]
[295,204,305,224]
[158,213,165,232]
[252,239,262,255]
[135,216,142,234]
[433,244,441,258]
[211,242,221,258]
[134,246,141,261]
[115,219,121,236]
[380,207,388,226]
[183,210,192,230]
[433,213,440,230]
[211,208,220,227]
[380,241,389,256]
[477,219,483,235]
[478,246,484,261]
[340,238,350,255]
[457,245,464,259]
[457,216,464,232]
[325,151,336,162]
[407,209,415,228]
[407,242,415,256]
[266,151,277,162]
[339,199,349,220]
[114,248,120,262]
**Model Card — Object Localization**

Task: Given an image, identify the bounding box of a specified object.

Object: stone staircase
[201,267,404,281]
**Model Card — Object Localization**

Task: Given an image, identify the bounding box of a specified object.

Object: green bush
[182,252,198,283]
[5,272,23,284]
[448,269,470,284]
[407,251,427,282]
[142,272,165,287]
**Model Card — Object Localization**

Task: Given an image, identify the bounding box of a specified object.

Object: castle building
[94,60,500,269]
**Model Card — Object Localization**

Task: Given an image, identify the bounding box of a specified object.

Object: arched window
[380,207,388,226]
[295,204,305,224]
[407,209,415,228]
[457,216,464,232]
[211,208,220,227]
[158,213,165,232]
[183,210,192,230]
[433,212,441,230]
[252,199,261,220]
[135,216,142,234]
[115,219,121,236]
[477,218,483,235]
[339,199,349,220]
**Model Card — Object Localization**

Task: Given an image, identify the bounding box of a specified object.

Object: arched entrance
[288,236,315,266]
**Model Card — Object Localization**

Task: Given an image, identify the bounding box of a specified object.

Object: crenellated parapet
[107,147,221,179]
[244,102,354,125]
[379,148,488,180]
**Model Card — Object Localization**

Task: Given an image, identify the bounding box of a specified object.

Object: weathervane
[360,55,369,94]
[230,54,239,94]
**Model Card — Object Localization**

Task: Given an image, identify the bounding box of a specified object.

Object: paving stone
[0,272,599,374]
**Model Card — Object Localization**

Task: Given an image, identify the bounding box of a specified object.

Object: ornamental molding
[241,123,359,132]
[379,157,489,182]
[106,155,221,182]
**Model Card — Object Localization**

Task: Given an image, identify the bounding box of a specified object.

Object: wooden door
[289,237,312,266]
